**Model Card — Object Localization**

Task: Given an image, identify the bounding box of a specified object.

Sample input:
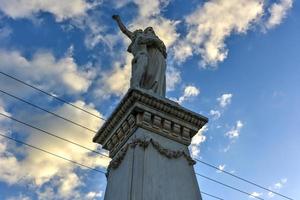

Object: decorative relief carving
[103,108,202,158]
[93,89,208,145]
[106,138,196,177]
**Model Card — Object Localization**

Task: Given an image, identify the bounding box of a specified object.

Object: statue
[112,15,167,97]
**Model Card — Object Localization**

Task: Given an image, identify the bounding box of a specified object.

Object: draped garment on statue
[140,32,167,97]
[142,46,166,96]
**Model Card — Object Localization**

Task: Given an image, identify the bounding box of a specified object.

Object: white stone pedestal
[93,89,208,200]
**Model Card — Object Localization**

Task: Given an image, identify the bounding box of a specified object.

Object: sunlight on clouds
[217,93,233,108]
[0,0,94,21]
[0,100,110,198]
[268,178,287,195]
[190,125,207,157]
[125,1,179,48]
[225,120,243,139]
[0,49,95,95]
[94,54,132,99]
[58,173,81,198]
[265,0,293,29]
[166,66,181,92]
[95,0,181,98]
[176,85,200,104]
[217,164,226,173]
[175,0,264,66]
[0,102,22,185]
[130,16,180,49]
[113,0,180,48]
[86,191,104,199]
[23,100,109,185]
[273,178,287,190]
[249,192,263,198]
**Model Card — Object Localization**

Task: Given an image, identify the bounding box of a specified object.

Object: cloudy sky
[0,0,299,199]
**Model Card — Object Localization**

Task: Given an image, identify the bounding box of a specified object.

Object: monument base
[93,89,208,200]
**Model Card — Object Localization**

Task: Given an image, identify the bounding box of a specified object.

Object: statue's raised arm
[112,14,167,97]
[112,15,133,39]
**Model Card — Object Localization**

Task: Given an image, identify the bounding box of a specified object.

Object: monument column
[93,89,208,200]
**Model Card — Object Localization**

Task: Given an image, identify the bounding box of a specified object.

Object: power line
[0,132,106,174]
[0,112,110,159]
[0,71,106,121]
[201,191,225,200]
[194,158,294,200]
[0,71,294,200]
[0,132,225,200]
[196,173,264,200]
[0,89,97,133]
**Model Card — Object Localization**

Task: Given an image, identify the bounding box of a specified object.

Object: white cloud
[94,0,181,98]
[273,178,287,189]
[93,54,132,99]
[267,178,288,199]
[0,99,11,122]
[86,191,103,200]
[265,0,293,29]
[217,93,233,108]
[174,85,200,104]
[209,109,221,120]
[166,66,181,92]
[0,48,95,95]
[217,164,226,173]
[0,0,94,21]
[190,125,207,157]
[274,182,282,189]
[225,120,243,139]
[116,0,180,49]
[268,191,275,198]
[249,192,263,199]
[0,100,110,197]
[174,0,264,66]
[58,173,81,198]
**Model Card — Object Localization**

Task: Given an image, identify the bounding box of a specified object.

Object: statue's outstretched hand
[112,15,120,21]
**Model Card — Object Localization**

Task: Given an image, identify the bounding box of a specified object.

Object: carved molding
[102,106,206,158]
[93,89,208,148]
[106,138,196,177]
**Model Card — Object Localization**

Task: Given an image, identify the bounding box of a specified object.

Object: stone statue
[112,15,167,97]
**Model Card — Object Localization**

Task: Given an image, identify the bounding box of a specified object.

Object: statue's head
[131,29,143,40]
[134,29,143,34]
[144,27,155,35]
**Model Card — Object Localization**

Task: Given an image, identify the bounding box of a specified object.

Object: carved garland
[106,138,196,177]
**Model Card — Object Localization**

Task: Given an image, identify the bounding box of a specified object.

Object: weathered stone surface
[112,15,167,97]
[93,88,208,157]
[103,129,203,200]
[93,88,208,200]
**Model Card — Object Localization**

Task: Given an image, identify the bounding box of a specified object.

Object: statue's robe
[141,34,167,97]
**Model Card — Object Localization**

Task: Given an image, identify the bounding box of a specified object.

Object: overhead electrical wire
[0,110,267,200]
[196,173,264,200]
[0,89,97,133]
[0,71,106,121]
[0,132,225,200]
[0,112,109,158]
[194,158,294,200]
[0,132,106,174]
[201,191,225,200]
[0,71,295,200]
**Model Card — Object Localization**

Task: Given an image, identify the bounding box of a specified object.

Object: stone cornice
[93,89,208,157]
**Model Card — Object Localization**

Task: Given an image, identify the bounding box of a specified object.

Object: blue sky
[0,0,299,199]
